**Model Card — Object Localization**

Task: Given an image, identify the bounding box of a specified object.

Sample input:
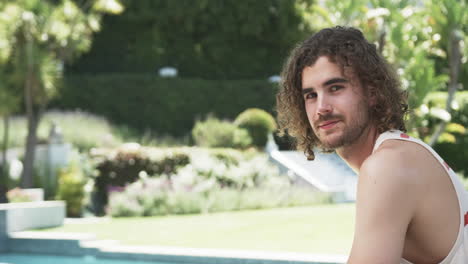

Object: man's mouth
[318,120,340,130]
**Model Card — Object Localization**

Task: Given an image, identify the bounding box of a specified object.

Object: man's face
[301,56,371,150]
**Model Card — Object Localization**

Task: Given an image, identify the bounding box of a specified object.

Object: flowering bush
[107,149,331,217]
[90,145,190,215]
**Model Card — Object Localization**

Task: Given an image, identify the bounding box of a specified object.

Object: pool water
[0,253,179,264]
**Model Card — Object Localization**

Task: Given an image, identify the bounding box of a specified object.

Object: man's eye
[305,93,317,99]
[330,85,343,92]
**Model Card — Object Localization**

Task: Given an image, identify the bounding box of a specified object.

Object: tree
[426,0,467,145]
[0,2,22,201]
[306,0,461,142]
[0,0,123,189]
[0,79,20,202]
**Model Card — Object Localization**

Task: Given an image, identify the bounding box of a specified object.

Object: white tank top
[372,130,468,264]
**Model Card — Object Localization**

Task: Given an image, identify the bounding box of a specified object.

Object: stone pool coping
[8,231,347,264]
[0,201,65,233]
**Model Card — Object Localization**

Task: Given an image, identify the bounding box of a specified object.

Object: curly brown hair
[276,26,408,160]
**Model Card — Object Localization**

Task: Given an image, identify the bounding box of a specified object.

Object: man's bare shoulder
[360,139,424,185]
[356,139,428,213]
[357,142,420,204]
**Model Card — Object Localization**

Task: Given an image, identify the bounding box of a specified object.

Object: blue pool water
[0,253,179,264]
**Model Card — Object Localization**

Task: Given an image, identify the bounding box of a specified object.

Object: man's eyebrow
[323,77,348,86]
[302,77,349,94]
[302,88,314,95]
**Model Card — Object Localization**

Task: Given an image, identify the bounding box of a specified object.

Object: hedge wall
[67,0,313,79]
[52,75,278,136]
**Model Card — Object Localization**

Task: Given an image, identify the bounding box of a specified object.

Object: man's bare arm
[347,149,419,264]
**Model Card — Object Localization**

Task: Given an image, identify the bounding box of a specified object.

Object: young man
[276,26,468,264]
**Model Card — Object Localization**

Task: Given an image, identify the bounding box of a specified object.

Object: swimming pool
[5,232,346,264]
[0,253,178,264]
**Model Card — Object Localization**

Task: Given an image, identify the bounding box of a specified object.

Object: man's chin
[318,134,345,150]
[320,143,341,151]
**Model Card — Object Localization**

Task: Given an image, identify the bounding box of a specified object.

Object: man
[276,26,468,264]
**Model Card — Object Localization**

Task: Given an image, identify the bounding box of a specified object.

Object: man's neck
[336,125,380,173]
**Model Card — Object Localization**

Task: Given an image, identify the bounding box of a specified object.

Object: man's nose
[317,96,332,116]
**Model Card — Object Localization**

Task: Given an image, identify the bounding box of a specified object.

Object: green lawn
[39,203,355,255]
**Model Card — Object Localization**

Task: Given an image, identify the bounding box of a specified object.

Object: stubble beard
[313,101,370,151]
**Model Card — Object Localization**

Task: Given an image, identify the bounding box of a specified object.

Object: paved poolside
[8,231,347,264]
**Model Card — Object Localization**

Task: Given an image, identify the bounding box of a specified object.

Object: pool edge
[7,231,347,264]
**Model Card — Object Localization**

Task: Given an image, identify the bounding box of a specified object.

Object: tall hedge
[66,0,314,79]
[52,75,278,136]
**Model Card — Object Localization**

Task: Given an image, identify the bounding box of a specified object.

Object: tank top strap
[373,130,453,173]
[372,129,414,153]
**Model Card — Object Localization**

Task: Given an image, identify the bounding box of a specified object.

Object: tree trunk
[0,116,9,203]
[429,30,462,146]
[21,110,41,188]
[378,29,386,54]
[20,30,41,189]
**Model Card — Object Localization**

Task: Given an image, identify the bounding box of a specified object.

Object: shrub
[107,176,208,217]
[99,146,332,217]
[237,188,282,210]
[108,193,145,217]
[125,177,171,216]
[192,116,252,149]
[91,145,190,215]
[235,108,277,148]
[218,155,278,189]
[166,191,206,215]
[209,148,245,166]
[425,92,468,175]
[205,188,240,212]
[108,178,332,217]
[106,148,332,217]
[55,164,87,217]
[184,151,277,189]
[6,188,35,203]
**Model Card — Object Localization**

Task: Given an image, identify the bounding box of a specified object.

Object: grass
[2,110,125,150]
[39,203,355,255]
[1,110,189,151]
